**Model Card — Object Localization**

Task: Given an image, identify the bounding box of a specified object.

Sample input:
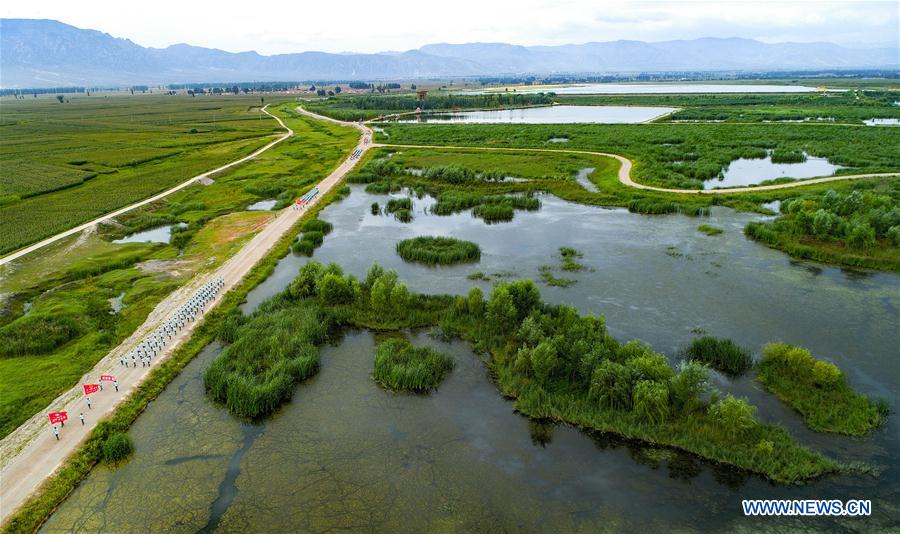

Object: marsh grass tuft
[396,236,481,265]
[682,336,753,375]
[697,224,724,236]
[373,338,454,392]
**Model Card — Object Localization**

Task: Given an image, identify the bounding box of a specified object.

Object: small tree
[56,95,65,103]
[334,85,341,94]
[709,395,757,440]
[633,380,670,424]
[530,341,558,384]
[486,285,517,336]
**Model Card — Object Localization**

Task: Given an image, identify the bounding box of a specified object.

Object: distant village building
[416,90,428,100]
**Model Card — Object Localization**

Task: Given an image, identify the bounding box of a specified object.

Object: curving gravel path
[373,143,900,194]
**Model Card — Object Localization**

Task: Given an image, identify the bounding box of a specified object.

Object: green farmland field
[0,95,287,255]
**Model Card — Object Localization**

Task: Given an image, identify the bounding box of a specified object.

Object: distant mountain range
[1,18,898,88]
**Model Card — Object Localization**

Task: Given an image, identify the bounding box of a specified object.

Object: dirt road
[0,108,371,525]
[373,143,900,194]
[0,105,293,267]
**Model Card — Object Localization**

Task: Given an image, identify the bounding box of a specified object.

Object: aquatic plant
[756,342,887,436]
[697,224,724,236]
[373,338,454,392]
[682,336,753,375]
[302,218,333,235]
[396,236,481,265]
[204,306,328,419]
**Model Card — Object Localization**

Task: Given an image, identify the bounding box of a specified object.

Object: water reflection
[245,199,277,211]
[112,223,187,244]
[392,105,677,124]
[707,151,843,189]
[466,84,821,95]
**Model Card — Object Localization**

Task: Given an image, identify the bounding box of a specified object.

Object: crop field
[0,104,358,438]
[0,95,288,255]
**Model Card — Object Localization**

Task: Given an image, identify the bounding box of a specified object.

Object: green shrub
[396,236,481,265]
[373,338,454,392]
[292,239,315,256]
[682,336,753,375]
[302,231,324,246]
[0,315,85,356]
[101,431,134,464]
[302,219,333,235]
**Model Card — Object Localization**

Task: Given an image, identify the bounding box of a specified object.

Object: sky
[3,0,898,55]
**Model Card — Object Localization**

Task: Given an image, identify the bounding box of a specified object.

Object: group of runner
[293,187,320,210]
[51,276,225,442]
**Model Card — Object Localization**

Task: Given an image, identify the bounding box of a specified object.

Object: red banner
[100,375,115,382]
[83,383,99,395]
[49,411,68,424]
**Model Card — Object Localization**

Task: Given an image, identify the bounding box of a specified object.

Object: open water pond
[706,151,844,189]
[392,105,676,124]
[470,84,821,94]
[864,118,900,126]
[45,187,899,532]
[112,223,187,244]
[245,199,277,211]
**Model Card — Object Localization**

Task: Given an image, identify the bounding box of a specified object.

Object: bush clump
[302,219,333,235]
[204,306,327,418]
[682,336,753,375]
[756,342,886,435]
[101,431,134,464]
[396,236,481,265]
[374,338,454,392]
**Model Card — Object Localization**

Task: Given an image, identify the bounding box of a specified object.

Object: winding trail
[0,105,292,266]
[0,108,372,526]
[374,143,900,194]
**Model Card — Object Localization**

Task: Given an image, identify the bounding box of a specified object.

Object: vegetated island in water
[201,260,887,483]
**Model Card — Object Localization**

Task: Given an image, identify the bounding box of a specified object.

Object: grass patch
[101,431,134,464]
[204,305,325,419]
[559,246,585,271]
[1,149,358,533]
[538,265,576,287]
[373,337,454,392]
[396,236,481,265]
[698,224,724,236]
[756,342,887,436]
[682,336,753,376]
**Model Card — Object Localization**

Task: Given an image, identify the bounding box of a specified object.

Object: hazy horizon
[3,0,898,56]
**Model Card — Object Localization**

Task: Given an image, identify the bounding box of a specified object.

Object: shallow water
[469,84,821,94]
[707,151,843,189]
[864,118,900,126]
[112,223,186,244]
[574,167,597,192]
[393,105,676,124]
[108,291,125,314]
[245,199,277,211]
[46,187,899,531]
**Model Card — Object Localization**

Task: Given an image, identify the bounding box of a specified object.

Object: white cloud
[3,0,897,54]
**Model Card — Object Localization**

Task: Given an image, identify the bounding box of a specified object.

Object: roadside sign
[49,411,68,424]
[83,384,100,395]
[100,375,115,382]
